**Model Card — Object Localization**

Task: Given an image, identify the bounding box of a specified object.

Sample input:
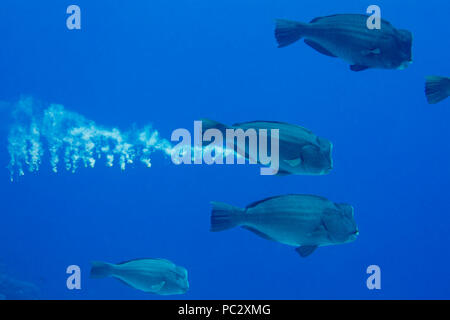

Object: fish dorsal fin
[310,14,349,23]
[310,15,332,23]
[304,39,337,58]
[118,258,141,265]
[118,258,173,266]
[233,120,289,126]
[247,194,329,208]
[246,195,288,209]
[310,14,392,26]
[200,119,229,132]
[242,226,275,241]
[232,121,313,134]
[295,245,318,257]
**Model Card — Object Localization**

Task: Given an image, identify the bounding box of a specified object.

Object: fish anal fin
[276,171,291,176]
[275,169,292,176]
[310,14,342,24]
[304,39,337,58]
[350,65,370,72]
[118,258,144,265]
[242,226,275,242]
[115,277,137,290]
[295,245,318,258]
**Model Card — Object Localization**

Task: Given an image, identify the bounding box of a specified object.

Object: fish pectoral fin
[295,245,318,258]
[304,39,338,58]
[151,281,166,292]
[242,226,275,242]
[283,158,301,168]
[350,65,370,72]
[275,169,292,176]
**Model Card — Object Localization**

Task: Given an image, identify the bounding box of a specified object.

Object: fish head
[324,204,358,244]
[174,266,189,294]
[177,278,189,294]
[397,60,412,70]
[394,29,413,69]
[168,281,189,295]
[300,139,333,174]
[159,268,189,295]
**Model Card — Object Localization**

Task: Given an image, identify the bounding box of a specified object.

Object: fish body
[0,273,40,300]
[90,258,189,295]
[275,14,412,71]
[210,194,358,257]
[425,76,450,104]
[201,119,333,175]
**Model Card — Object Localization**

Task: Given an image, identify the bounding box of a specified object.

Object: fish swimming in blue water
[0,272,40,300]
[425,76,450,104]
[90,258,189,295]
[201,119,333,176]
[211,194,358,257]
[275,14,413,71]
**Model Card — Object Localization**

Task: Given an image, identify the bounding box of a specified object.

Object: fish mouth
[178,286,189,294]
[398,60,412,70]
[322,165,333,174]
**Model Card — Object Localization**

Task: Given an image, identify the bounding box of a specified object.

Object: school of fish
[71,12,447,296]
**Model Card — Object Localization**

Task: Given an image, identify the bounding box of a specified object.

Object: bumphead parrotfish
[201,119,333,176]
[90,258,189,295]
[275,14,413,71]
[211,194,358,257]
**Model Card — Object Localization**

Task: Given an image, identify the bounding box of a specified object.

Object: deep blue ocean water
[0,0,449,299]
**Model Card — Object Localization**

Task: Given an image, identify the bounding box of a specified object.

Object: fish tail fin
[275,19,308,48]
[210,202,245,232]
[425,76,450,104]
[90,261,115,279]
